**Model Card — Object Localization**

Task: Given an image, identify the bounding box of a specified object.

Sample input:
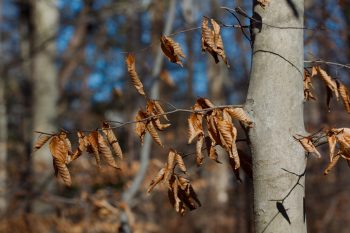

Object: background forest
[1,0,350,232]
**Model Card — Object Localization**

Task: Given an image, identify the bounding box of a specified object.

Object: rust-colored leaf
[311,66,317,77]
[49,135,69,163]
[205,136,220,163]
[71,131,86,161]
[160,35,186,67]
[86,131,101,167]
[175,153,187,173]
[125,54,145,96]
[34,134,52,150]
[53,158,72,186]
[327,132,337,161]
[135,110,147,143]
[187,113,203,144]
[294,135,321,158]
[324,153,341,175]
[153,100,169,121]
[225,107,253,127]
[98,132,119,169]
[317,66,339,101]
[146,121,163,146]
[102,122,123,160]
[304,70,316,101]
[195,134,204,166]
[147,167,165,193]
[337,81,350,113]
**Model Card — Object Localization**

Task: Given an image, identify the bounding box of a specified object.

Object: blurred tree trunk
[0,74,7,214]
[246,1,307,232]
[0,0,6,214]
[31,0,59,208]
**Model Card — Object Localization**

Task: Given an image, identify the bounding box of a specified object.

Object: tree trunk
[32,0,58,168]
[245,1,307,232]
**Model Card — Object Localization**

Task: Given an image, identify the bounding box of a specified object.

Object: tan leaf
[102,122,123,160]
[294,135,321,158]
[195,134,204,166]
[153,118,171,131]
[210,19,228,66]
[147,168,165,193]
[217,120,234,149]
[71,132,86,161]
[125,54,145,96]
[327,132,337,161]
[317,66,339,100]
[304,70,316,101]
[205,136,220,163]
[146,121,163,146]
[49,136,69,163]
[160,35,185,67]
[86,131,101,167]
[154,100,169,121]
[334,128,350,157]
[34,134,52,151]
[135,110,147,143]
[257,0,270,8]
[337,81,350,113]
[187,113,203,144]
[175,153,187,173]
[160,70,175,88]
[53,158,72,186]
[225,107,253,127]
[98,132,119,169]
[324,153,341,175]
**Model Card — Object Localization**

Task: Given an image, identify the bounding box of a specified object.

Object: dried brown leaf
[146,121,163,146]
[317,66,339,100]
[98,132,119,169]
[87,131,101,167]
[324,153,341,175]
[53,158,72,186]
[49,135,69,163]
[135,110,147,143]
[205,136,220,163]
[71,131,86,161]
[195,134,204,166]
[34,134,52,150]
[125,54,145,96]
[304,70,316,101]
[187,113,203,144]
[102,122,123,160]
[225,107,253,127]
[294,136,321,158]
[337,81,350,113]
[154,100,169,121]
[175,153,187,173]
[147,168,165,193]
[327,133,337,161]
[311,66,317,77]
[160,35,185,67]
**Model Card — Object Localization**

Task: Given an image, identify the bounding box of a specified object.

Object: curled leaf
[125,54,145,96]
[294,135,321,158]
[53,158,72,186]
[102,122,123,160]
[195,134,204,166]
[98,132,119,169]
[317,66,339,101]
[160,35,186,67]
[147,168,165,193]
[337,81,350,113]
[49,135,69,163]
[324,153,341,175]
[34,134,52,150]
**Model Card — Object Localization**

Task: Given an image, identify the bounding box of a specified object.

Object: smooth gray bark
[245,1,307,232]
[32,1,58,166]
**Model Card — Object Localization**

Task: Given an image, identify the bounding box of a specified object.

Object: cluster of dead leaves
[187,98,253,172]
[201,17,229,66]
[295,128,350,175]
[304,66,350,113]
[135,100,170,146]
[147,149,201,215]
[34,122,123,186]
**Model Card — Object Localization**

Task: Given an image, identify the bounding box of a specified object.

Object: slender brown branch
[304,60,350,70]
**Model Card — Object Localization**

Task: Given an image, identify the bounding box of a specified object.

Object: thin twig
[304,60,350,70]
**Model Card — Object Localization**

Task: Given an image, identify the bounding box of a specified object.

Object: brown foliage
[160,35,186,67]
